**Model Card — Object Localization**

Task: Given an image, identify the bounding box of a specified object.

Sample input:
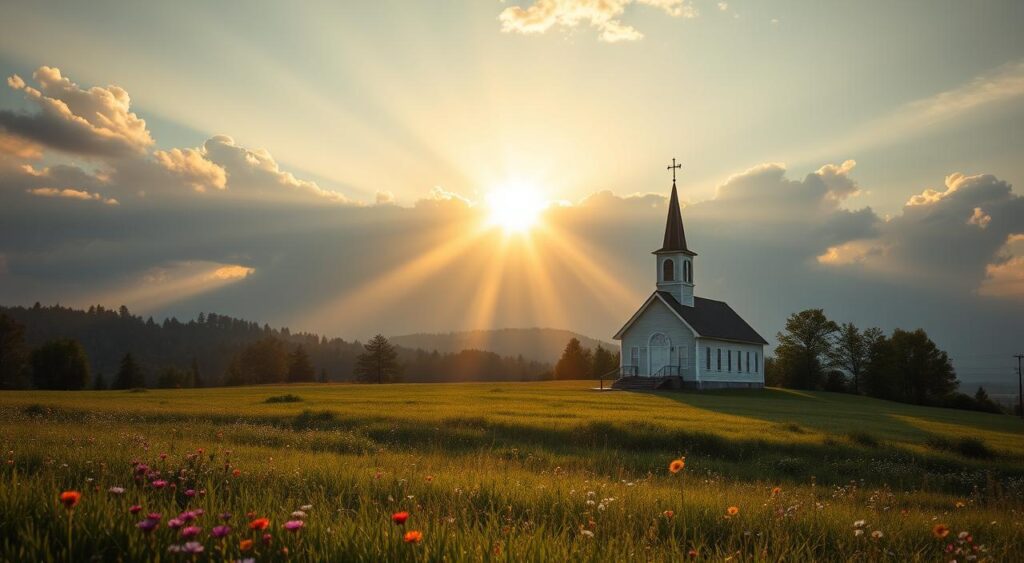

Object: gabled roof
[613,291,768,345]
[654,183,694,255]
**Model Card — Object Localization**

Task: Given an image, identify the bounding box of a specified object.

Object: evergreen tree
[287,345,316,382]
[0,313,29,389]
[112,353,145,389]
[319,367,328,383]
[190,358,202,388]
[774,309,839,389]
[354,335,400,383]
[93,372,106,390]
[30,339,90,390]
[554,338,591,380]
[590,344,617,379]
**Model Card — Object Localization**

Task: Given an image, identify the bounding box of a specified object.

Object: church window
[716,348,721,370]
[737,350,742,372]
[746,351,751,373]
[705,347,711,370]
[754,352,759,373]
[631,346,638,367]
[650,333,670,347]
[727,350,732,372]
[663,259,674,281]
[683,261,690,283]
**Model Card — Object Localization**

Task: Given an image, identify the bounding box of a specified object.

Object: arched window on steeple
[663,259,674,281]
[683,260,690,283]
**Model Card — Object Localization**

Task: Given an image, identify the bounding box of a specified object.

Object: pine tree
[30,339,90,390]
[112,353,144,389]
[93,372,106,390]
[554,338,591,380]
[190,358,202,388]
[354,335,400,384]
[590,344,617,379]
[287,345,316,382]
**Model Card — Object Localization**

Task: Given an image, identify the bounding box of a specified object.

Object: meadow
[1,381,1021,561]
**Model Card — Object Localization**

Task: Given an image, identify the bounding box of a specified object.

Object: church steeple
[658,182,690,253]
[654,161,696,307]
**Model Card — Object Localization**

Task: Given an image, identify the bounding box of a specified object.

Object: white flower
[853,519,866,528]
[871,530,883,539]
[854,529,864,537]
[586,500,596,506]
[580,530,594,538]
[300,504,313,511]
[958,531,969,540]
[291,510,307,519]
[108,486,125,494]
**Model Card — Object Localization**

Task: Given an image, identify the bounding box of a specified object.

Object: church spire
[658,182,690,253]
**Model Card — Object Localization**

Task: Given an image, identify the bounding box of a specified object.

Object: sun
[485,182,548,233]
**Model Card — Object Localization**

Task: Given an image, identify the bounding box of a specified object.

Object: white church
[612,176,767,390]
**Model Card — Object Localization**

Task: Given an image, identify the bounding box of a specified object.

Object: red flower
[249,517,270,530]
[59,491,81,509]
[403,530,423,544]
[392,511,410,525]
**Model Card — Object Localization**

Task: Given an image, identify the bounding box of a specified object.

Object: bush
[925,436,995,459]
[293,409,335,430]
[847,431,879,448]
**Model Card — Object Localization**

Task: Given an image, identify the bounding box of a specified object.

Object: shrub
[293,409,335,430]
[847,431,879,448]
[925,436,995,459]
[265,394,303,404]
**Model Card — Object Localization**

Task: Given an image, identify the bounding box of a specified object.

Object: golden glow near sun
[486,182,548,233]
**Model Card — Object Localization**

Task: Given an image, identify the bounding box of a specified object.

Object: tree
[774,309,839,389]
[973,386,1002,414]
[190,358,202,388]
[828,323,872,394]
[157,366,190,388]
[354,335,400,383]
[93,372,106,390]
[887,328,957,405]
[287,345,316,382]
[590,344,617,379]
[554,338,591,380]
[0,313,29,388]
[30,339,90,390]
[112,353,145,389]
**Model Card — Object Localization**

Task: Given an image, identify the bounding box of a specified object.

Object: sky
[0,0,1022,385]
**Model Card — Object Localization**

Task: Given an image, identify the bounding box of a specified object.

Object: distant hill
[389,328,616,364]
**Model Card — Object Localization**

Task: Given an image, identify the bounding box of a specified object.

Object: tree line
[766,309,1003,413]
[552,338,620,380]
[0,304,552,390]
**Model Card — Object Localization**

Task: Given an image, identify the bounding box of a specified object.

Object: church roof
[655,183,694,255]
[613,291,768,345]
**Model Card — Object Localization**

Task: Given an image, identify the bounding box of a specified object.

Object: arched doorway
[648,333,670,376]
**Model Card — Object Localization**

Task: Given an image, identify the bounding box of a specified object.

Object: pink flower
[184,489,196,498]
[179,511,197,522]
[212,525,231,538]
[159,453,167,460]
[151,480,167,489]
[147,512,162,521]
[181,526,202,539]
[283,520,304,532]
[137,518,159,533]
[262,533,272,545]
[129,505,143,514]
[168,518,185,530]
[181,541,204,554]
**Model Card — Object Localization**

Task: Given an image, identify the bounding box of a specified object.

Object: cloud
[978,235,1024,299]
[154,147,228,192]
[1,66,153,157]
[499,0,696,43]
[967,207,991,229]
[375,190,397,205]
[0,132,42,159]
[27,187,118,205]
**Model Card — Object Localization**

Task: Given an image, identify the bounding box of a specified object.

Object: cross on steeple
[667,158,682,183]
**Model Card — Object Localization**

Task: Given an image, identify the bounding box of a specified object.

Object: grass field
[1,381,1022,561]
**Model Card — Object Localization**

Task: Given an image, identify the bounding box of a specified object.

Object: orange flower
[232,469,241,477]
[59,491,81,509]
[669,458,685,473]
[392,511,410,525]
[771,486,781,496]
[932,524,950,539]
[726,506,739,516]
[954,501,966,509]
[687,549,698,558]
[239,539,254,552]
[403,530,423,544]
[249,517,271,531]
[662,510,674,518]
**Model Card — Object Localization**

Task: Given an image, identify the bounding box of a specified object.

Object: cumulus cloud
[1,66,153,157]
[154,147,228,192]
[375,190,397,205]
[27,187,118,205]
[499,0,696,43]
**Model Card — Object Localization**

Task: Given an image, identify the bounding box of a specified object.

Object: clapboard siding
[619,299,696,379]
[695,339,765,384]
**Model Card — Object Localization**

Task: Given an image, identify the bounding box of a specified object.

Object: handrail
[652,365,682,377]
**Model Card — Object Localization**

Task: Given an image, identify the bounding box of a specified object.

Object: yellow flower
[669,458,685,473]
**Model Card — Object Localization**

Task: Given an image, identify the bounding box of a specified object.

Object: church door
[649,333,670,376]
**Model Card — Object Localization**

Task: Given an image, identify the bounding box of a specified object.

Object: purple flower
[137,518,159,533]
[134,463,149,475]
[211,525,231,538]
[184,489,196,498]
[181,526,202,539]
[283,520,304,532]
[178,510,197,523]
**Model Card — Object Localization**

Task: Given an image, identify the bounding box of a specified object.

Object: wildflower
[688,549,698,558]
[239,539,254,552]
[179,511,198,522]
[159,453,167,460]
[262,533,272,545]
[663,510,674,518]
[212,525,231,538]
[181,541,204,554]
[771,486,781,496]
[669,459,685,473]
[392,511,410,525]
[300,504,313,511]
[283,520,304,532]
[129,505,142,514]
[219,512,232,521]
[579,529,595,538]
[181,526,202,539]
[933,524,950,539]
[955,501,966,509]
[108,486,125,495]
[853,520,867,528]
[958,531,969,540]
[404,530,423,543]
[249,517,270,531]
[726,506,739,516]
[151,480,167,489]
[290,510,307,519]
[137,518,160,533]
[184,489,196,498]
[147,512,162,521]
[168,518,185,530]
[425,475,434,483]
[59,491,81,509]
[854,529,864,537]
[232,469,241,477]
[871,530,883,539]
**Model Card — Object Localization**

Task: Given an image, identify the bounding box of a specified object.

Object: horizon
[1,1,1022,385]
